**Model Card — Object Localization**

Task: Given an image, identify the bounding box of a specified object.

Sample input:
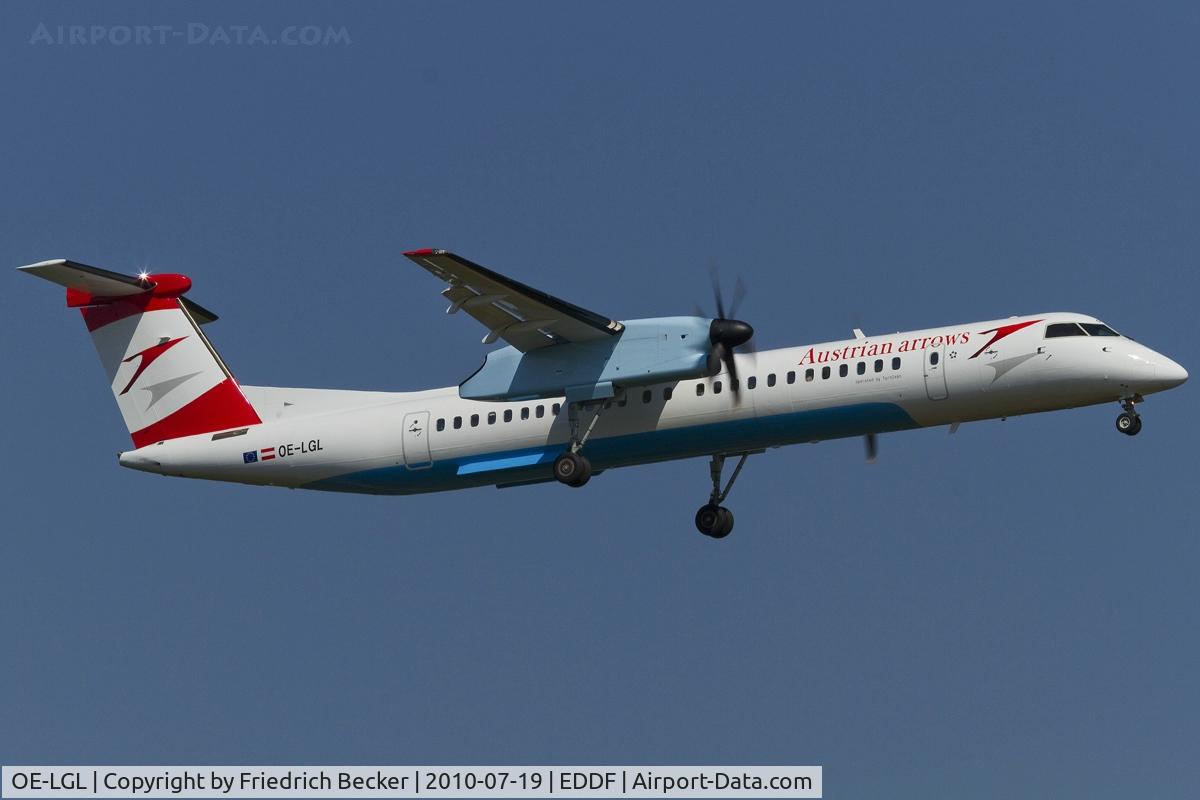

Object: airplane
[19,249,1188,538]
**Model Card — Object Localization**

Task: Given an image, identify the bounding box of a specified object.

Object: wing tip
[404,248,447,257]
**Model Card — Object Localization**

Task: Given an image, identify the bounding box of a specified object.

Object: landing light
[138,271,150,282]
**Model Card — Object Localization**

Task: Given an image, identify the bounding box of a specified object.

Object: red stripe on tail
[130,378,261,448]
[81,295,182,331]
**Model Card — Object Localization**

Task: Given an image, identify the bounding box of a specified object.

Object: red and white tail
[19,259,261,447]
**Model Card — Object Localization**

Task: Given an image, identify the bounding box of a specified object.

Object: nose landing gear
[695,453,750,538]
[1116,396,1143,436]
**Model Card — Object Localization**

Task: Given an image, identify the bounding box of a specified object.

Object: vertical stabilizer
[20,259,261,446]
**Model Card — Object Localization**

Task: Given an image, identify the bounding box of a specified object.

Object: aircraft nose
[1156,357,1188,389]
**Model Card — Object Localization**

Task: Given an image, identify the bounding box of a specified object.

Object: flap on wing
[404,249,623,352]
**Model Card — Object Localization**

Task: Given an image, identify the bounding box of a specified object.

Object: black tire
[695,504,722,536]
[712,507,734,539]
[570,454,592,487]
[554,452,592,487]
[1116,413,1139,435]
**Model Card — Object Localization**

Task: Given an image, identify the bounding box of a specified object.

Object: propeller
[864,433,878,464]
[699,267,754,400]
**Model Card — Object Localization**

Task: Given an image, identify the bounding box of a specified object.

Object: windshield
[1046,321,1122,338]
[1079,322,1120,336]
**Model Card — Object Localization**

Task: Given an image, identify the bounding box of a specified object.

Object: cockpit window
[1045,322,1087,338]
[1079,322,1120,337]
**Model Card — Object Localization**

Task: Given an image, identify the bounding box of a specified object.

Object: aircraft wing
[403,249,624,352]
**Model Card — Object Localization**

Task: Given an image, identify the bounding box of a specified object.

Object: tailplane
[20,259,261,447]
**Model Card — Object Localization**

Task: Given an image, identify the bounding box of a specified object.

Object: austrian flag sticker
[242,447,275,464]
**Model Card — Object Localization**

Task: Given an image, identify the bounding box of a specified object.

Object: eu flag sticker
[243,450,258,464]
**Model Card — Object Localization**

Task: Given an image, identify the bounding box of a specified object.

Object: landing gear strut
[1116,396,1143,436]
[553,400,607,487]
[695,453,749,538]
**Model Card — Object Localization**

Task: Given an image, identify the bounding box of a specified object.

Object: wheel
[711,507,734,539]
[553,451,591,487]
[695,504,722,536]
[694,504,734,538]
[1116,412,1141,436]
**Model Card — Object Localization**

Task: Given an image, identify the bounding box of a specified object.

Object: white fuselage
[118,312,1187,494]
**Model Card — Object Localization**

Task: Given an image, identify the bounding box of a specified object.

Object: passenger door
[924,345,948,401]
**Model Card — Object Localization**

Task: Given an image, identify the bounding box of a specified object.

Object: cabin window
[521,407,530,420]
[787,371,796,384]
[552,403,560,415]
[748,376,757,389]
[1079,322,1120,337]
[767,373,777,387]
[892,357,901,370]
[839,364,848,377]
[1046,322,1087,338]
[642,389,652,403]
[487,411,496,424]
[713,380,723,394]
[696,383,705,396]
[453,416,462,430]
[875,359,883,373]
[470,414,479,427]
[930,351,939,366]
[857,362,866,375]
[436,418,445,432]
[504,409,513,423]
[664,387,673,401]
[821,366,831,379]
[536,405,545,418]
[805,368,814,382]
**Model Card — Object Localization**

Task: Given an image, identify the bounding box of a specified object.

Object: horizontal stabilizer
[19,258,219,324]
[180,297,219,324]
[19,259,148,297]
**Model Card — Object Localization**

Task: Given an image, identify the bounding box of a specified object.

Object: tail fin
[20,259,261,447]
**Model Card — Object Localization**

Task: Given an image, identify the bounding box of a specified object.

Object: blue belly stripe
[303,401,918,495]
[456,451,555,475]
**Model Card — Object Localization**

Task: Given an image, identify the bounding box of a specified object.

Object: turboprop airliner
[20,250,1187,538]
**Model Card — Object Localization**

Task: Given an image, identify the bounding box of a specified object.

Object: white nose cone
[1157,357,1188,389]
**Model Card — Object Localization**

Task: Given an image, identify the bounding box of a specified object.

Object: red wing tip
[404,248,440,257]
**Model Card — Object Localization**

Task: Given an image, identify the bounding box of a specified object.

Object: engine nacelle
[459,316,713,402]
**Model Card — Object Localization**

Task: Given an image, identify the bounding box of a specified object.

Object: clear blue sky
[2,2,1197,797]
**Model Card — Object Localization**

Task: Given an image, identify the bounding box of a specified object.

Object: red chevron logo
[968,320,1042,359]
[119,336,187,395]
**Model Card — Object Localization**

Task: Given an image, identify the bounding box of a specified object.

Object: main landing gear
[1115,396,1143,436]
[553,401,607,488]
[695,453,750,539]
